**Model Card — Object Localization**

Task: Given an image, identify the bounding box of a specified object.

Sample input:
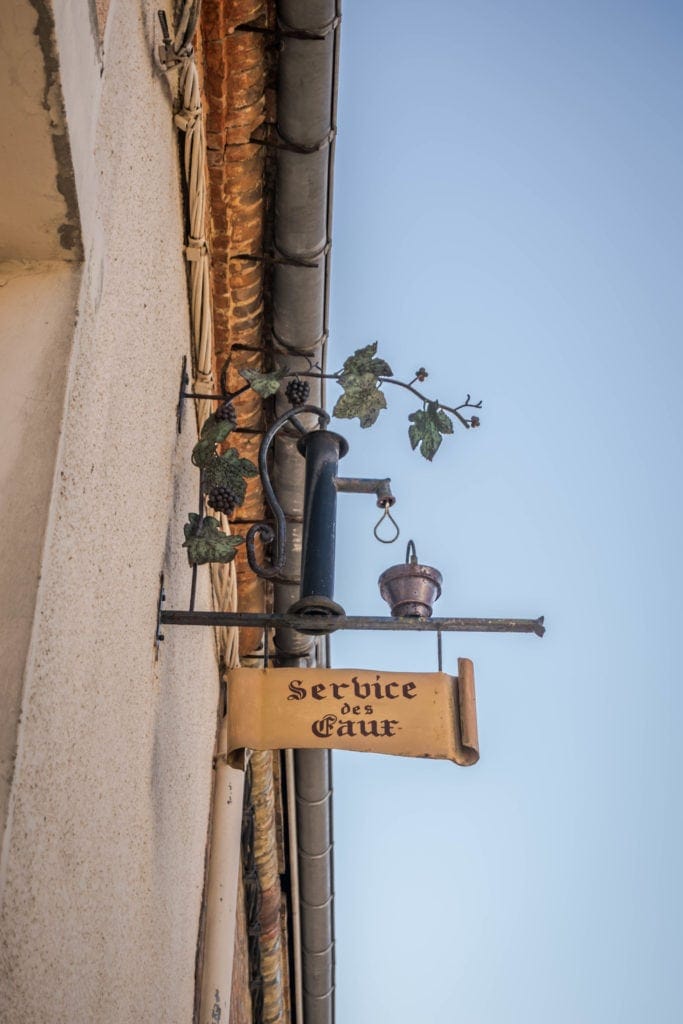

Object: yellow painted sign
[226,659,479,768]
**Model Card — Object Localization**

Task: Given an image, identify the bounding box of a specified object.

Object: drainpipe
[270,1,341,1022]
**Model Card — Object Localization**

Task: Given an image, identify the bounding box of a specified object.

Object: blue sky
[326,3,683,1021]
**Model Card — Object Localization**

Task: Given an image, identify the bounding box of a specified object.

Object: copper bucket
[378,540,442,619]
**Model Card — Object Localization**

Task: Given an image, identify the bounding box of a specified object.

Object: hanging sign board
[226,658,479,769]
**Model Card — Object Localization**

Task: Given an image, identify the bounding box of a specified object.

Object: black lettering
[288,680,306,701]
[380,719,400,737]
[311,715,337,738]
[340,702,351,716]
[402,682,417,700]
[351,676,370,699]
[359,720,380,737]
[386,682,399,699]
[331,682,349,699]
[337,720,356,737]
[311,683,326,701]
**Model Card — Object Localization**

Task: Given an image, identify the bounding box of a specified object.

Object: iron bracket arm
[334,477,395,507]
[159,609,546,637]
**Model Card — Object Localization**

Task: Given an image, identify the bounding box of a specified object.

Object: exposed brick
[222,141,263,164]
[209,176,225,201]
[229,870,252,1024]
[213,308,229,334]
[232,295,264,321]
[203,43,227,69]
[233,404,265,436]
[226,0,266,29]
[205,130,224,151]
[199,0,276,641]
[204,79,228,105]
[234,82,267,111]
[225,348,265,384]
[201,1,225,42]
[205,107,227,135]
[224,152,263,181]
[230,282,262,310]
[231,185,263,209]
[206,148,225,169]
[228,64,265,94]
[224,167,262,197]
[210,211,227,238]
[225,98,266,128]
[229,322,263,347]
[212,263,229,285]
[229,264,262,290]
[231,217,263,250]
[225,35,264,66]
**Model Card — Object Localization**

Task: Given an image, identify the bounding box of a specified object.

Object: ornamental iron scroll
[246,404,331,580]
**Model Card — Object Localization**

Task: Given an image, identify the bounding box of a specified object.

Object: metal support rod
[189,468,204,611]
[159,610,546,637]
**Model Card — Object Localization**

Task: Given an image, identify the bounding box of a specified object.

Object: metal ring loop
[373,504,400,544]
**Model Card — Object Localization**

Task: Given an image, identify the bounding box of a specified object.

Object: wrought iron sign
[158,350,545,762]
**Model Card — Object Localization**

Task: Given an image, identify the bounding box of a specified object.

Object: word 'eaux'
[287,675,418,702]
[311,715,400,738]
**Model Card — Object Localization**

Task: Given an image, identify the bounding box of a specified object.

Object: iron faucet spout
[334,476,395,507]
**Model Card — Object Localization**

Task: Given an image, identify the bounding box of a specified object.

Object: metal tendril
[373,503,400,544]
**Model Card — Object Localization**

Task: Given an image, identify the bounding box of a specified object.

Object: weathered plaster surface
[50,0,105,255]
[0,2,81,260]
[0,2,220,1021]
[0,260,82,839]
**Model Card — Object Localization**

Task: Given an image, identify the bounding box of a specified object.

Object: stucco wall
[0,260,82,838]
[0,2,80,261]
[0,2,222,1021]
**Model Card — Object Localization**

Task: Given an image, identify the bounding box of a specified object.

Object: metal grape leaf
[408,403,453,461]
[183,514,244,565]
[333,372,387,428]
[436,409,454,434]
[239,367,287,398]
[192,414,235,467]
[340,341,392,380]
[192,438,218,468]
[200,414,234,446]
[203,448,257,504]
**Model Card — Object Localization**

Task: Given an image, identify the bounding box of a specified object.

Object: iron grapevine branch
[182,341,483,566]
